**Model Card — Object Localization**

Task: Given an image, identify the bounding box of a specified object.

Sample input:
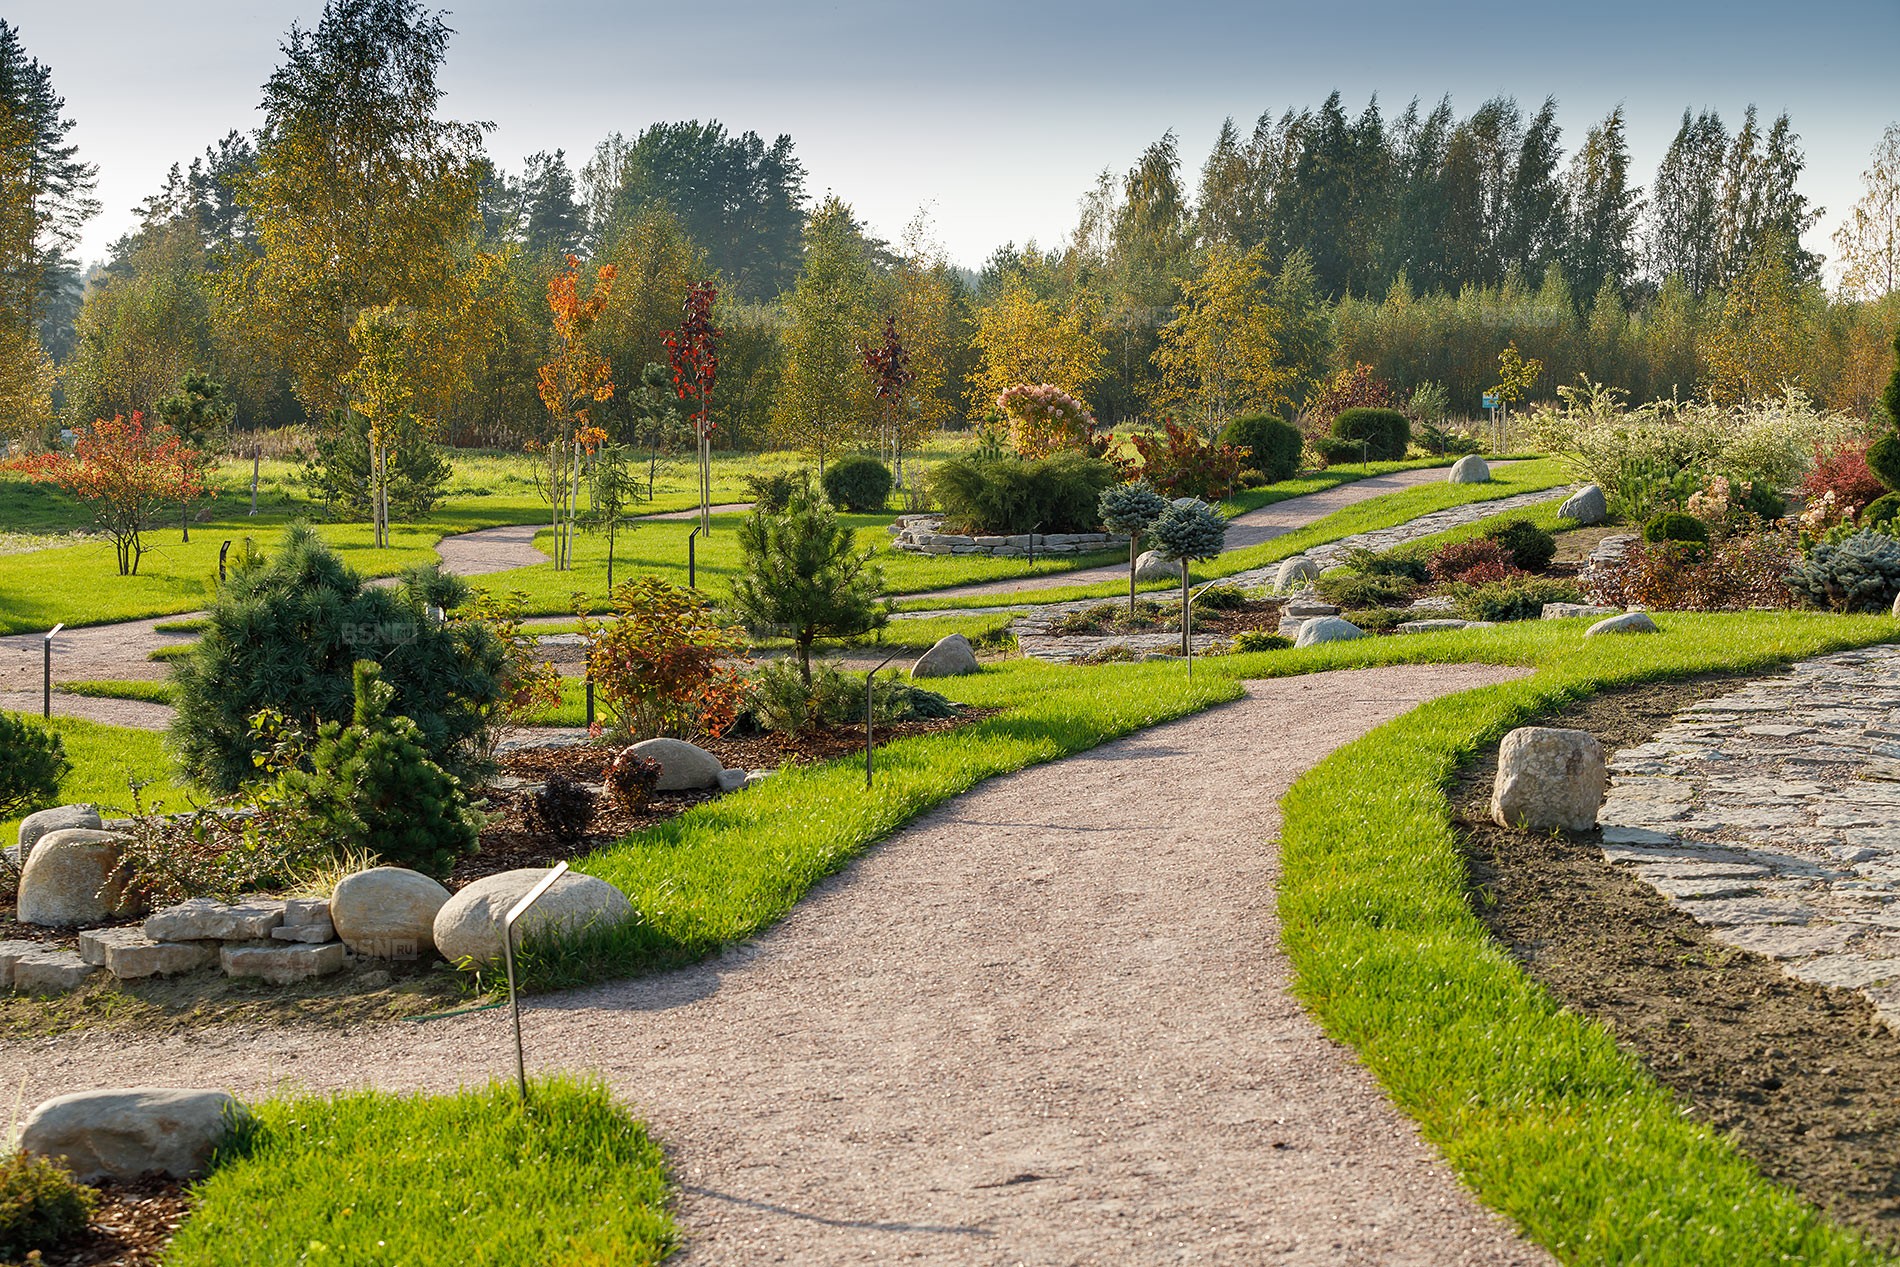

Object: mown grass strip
[2,713,188,847]
[1269,611,1900,1265]
[164,1077,674,1266]
[56,679,175,705]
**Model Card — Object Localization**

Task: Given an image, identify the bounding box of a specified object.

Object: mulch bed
[31,1175,190,1266]
[1454,675,1900,1253]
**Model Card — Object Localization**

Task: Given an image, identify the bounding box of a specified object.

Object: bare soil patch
[31,1175,189,1267]
[1454,675,1900,1254]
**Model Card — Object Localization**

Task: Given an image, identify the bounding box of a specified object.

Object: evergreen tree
[1498,98,1567,283]
[1380,98,1453,292]
[727,485,888,686]
[519,149,584,260]
[1566,106,1642,300]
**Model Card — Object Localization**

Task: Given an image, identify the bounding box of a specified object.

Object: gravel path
[0,616,191,694]
[14,664,1545,1265]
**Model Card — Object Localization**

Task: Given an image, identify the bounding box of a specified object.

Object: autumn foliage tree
[577,576,747,740]
[860,315,915,483]
[6,412,205,575]
[537,254,617,569]
[665,280,719,532]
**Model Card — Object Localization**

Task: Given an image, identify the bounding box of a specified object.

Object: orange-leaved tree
[6,413,206,576]
[576,576,747,740]
[537,254,617,570]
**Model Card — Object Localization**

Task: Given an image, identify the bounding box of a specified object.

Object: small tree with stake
[1150,499,1229,655]
[727,485,889,687]
[666,282,720,535]
[1098,480,1170,616]
[155,370,232,543]
[6,413,206,576]
[860,315,916,487]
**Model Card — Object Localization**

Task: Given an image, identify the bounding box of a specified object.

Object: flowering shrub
[1799,490,1855,537]
[1129,420,1246,500]
[998,384,1104,459]
[578,577,747,740]
[1428,539,1524,585]
[1588,529,1799,611]
[1801,442,1887,518]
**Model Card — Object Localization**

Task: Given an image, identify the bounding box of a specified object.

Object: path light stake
[585,678,595,728]
[501,860,569,1102]
[42,624,61,718]
[1184,579,1221,682]
[865,651,904,788]
[688,524,702,590]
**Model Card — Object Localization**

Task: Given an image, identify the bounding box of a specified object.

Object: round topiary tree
[171,524,507,793]
[1331,407,1411,461]
[1221,413,1304,484]
[1151,499,1230,655]
[1643,510,1711,547]
[822,454,894,513]
[1098,480,1170,616]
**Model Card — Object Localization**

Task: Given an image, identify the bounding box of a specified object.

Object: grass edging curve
[1273,616,1900,1265]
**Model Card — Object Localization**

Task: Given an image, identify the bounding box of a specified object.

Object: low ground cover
[0,715,186,847]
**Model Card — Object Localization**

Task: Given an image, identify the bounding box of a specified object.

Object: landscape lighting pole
[501,861,568,1103]
[688,525,702,589]
[865,650,903,788]
[42,624,61,719]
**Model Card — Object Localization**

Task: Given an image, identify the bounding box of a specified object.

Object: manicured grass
[147,643,194,662]
[57,679,175,704]
[898,457,1574,611]
[2,713,190,847]
[151,617,209,634]
[1254,611,1900,1265]
[514,657,1243,987]
[164,1078,674,1266]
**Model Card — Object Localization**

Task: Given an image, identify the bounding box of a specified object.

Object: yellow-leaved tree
[1703,234,1811,405]
[1152,242,1292,430]
[970,277,1104,410]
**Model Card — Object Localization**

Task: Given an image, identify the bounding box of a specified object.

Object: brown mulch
[1455,675,1900,1254]
[30,1175,190,1267]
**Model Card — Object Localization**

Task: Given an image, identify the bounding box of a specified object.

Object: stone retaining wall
[889,515,1127,558]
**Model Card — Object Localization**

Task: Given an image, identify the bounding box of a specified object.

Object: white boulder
[1585,611,1660,636]
[1274,557,1320,590]
[1132,550,1182,582]
[1447,454,1491,484]
[1294,616,1365,648]
[433,867,635,967]
[20,1088,248,1182]
[1558,484,1607,525]
[16,829,137,927]
[1491,726,1607,832]
[331,866,451,959]
[911,633,980,679]
[627,737,728,791]
[16,804,101,861]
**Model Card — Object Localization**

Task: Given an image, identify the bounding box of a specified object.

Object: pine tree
[519,149,584,261]
[727,486,888,686]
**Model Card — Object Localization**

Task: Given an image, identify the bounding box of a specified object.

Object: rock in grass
[20,1088,248,1183]
[1541,602,1620,620]
[331,866,449,959]
[1491,726,1607,832]
[16,804,101,861]
[433,867,635,967]
[1274,557,1320,590]
[1132,550,1182,582]
[1585,611,1660,636]
[1558,484,1607,525]
[627,737,728,791]
[1294,616,1364,648]
[911,633,980,680]
[16,829,138,927]
[1448,454,1491,484]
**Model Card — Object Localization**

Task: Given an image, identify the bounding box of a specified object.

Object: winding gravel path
[13,664,1545,1265]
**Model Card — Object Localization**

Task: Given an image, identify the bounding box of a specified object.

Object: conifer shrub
[0,714,68,819]
[1231,631,1293,653]
[928,452,1118,535]
[727,488,888,687]
[1643,510,1711,547]
[1786,529,1900,612]
[0,1151,97,1261]
[1483,519,1558,572]
[821,455,892,512]
[1331,407,1411,460]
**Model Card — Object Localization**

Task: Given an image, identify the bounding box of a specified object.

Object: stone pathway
[10,665,1546,1265]
[1007,484,1572,664]
[1599,645,1900,1030]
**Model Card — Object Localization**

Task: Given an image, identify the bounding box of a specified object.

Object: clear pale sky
[11,0,1898,278]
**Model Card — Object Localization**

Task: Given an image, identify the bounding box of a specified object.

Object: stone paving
[1598,645,1900,1030]
[1004,485,1572,663]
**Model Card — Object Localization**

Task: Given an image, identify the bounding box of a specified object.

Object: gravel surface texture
[10,664,1545,1265]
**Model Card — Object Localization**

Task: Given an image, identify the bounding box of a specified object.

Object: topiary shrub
[929,451,1118,535]
[1644,511,1711,547]
[523,774,596,845]
[0,714,68,819]
[603,750,663,815]
[1484,519,1558,572]
[1451,576,1586,622]
[1863,492,1900,527]
[1311,436,1366,468]
[1231,631,1292,653]
[171,525,506,794]
[746,471,804,514]
[1331,407,1411,461]
[821,454,893,512]
[275,661,482,880]
[0,1150,97,1261]
[1220,413,1304,484]
[1868,431,1900,492]
[1786,529,1900,612]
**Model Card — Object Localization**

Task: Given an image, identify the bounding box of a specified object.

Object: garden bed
[32,1174,187,1267]
[1453,676,1900,1255]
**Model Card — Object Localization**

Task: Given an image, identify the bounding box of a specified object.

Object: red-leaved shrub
[1587,529,1799,611]
[1428,538,1524,585]
[1802,442,1887,517]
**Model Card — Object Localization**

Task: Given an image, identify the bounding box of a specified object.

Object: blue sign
[1481,393,1499,410]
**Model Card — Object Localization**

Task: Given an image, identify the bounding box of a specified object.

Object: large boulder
[331,866,451,959]
[16,804,102,862]
[1294,616,1364,648]
[1558,484,1607,525]
[433,867,635,967]
[1274,557,1320,590]
[911,633,980,679]
[1132,550,1182,582]
[20,1088,248,1183]
[627,737,727,791]
[1585,611,1660,636]
[1491,726,1607,832]
[16,829,137,927]
[1447,454,1491,484]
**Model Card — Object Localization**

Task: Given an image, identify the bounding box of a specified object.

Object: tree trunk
[1129,538,1139,616]
[1180,567,1191,656]
[798,634,814,688]
[181,501,190,544]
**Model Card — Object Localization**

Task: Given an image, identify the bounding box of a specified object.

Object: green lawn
[2,713,190,847]
[163,1078,674,1266]
[57,679,176,704]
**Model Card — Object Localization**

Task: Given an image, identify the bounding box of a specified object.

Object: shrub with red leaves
[1428,538,1524,585]
[1801,442,1887,516]
[1587,528,1799,611]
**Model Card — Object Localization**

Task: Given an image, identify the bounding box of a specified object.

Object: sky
[10,0,1899,280]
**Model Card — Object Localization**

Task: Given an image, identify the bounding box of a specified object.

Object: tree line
[2,1,1896,485]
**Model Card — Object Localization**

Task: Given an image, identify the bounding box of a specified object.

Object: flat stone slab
[79,928,218,979]
[221,941,346,984]
[10,945,99,991]
[146,897,286,942]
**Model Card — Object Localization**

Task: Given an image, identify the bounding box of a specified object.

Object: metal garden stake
[865,651,904,788]
[42,624,61,718]
[688,524,702,589]
[501,860,568,1102]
